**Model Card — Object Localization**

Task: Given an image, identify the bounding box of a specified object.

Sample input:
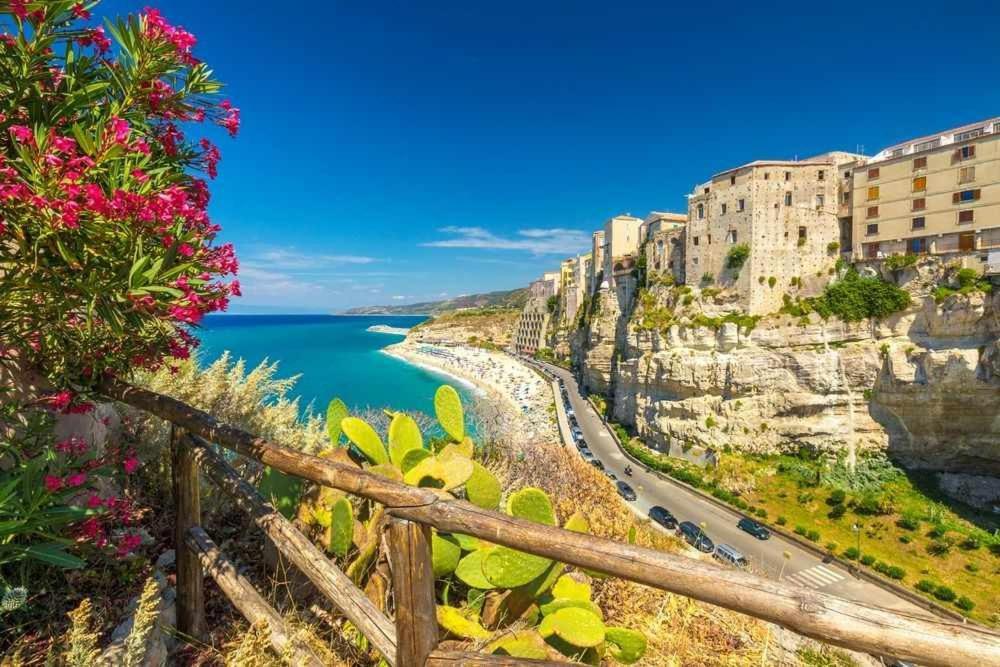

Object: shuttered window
[912,176,927,192]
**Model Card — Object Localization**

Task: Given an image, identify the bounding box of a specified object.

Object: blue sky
[102,1,1000,312]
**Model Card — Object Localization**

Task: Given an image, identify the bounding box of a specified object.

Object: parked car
[737,517,770,540]
[616,481,637,501]
[581,450,596,463]
[713,544,748,568]
[605,471,617,482]
[589,458,604,471]
[647,505,677,530]
[566,407,575,417]
[678,521,714,553]
[575,440,588,451]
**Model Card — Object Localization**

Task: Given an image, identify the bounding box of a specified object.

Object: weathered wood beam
[424,651,566,666]
[171,425,205,640]
[387,518,439,667]
[184,435,398,666]
[186,526,325,667]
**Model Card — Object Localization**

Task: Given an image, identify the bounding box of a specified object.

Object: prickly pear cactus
[328,497,353,558]
[604,627,648,664]
[257,467,302,520]
[506,487,556,526]
[431,532,462,577]
[538,606,606,648]
[465,462,501,510]
[486,630,551,660]
[483,546,552,588]
[434,385,464,442]
[388,412,423,467]
[326,397,349,445]
[436,605,490,639]
[399,447,431,473]
[341,416,389,465]
[454,548,496,590]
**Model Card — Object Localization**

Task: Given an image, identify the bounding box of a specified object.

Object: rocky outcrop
[575,257,1000,475]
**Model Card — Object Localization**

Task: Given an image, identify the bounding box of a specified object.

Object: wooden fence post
[388,518,439,667]
[172,426,205,640]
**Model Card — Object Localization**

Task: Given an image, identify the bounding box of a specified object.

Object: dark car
[648,505,677,530]
[589,458,604,471]
[678,521,714,553]
[737,517,771,540]
[616,481,637,501]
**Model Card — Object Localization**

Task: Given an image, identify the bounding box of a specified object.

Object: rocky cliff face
[409,309,519,347]
[572,259,1000,479]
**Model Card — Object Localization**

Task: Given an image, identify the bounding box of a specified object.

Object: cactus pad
[538,606,606,648]
[452,533,481,552]
[257,467,302,520]
[563,511,589,533]
[454,548,496,590]
[486,630,551,660]
[539,598,603,619]
[403,455,473,490]
[436,605,490,640]
[483,547,552,588]
[506,487,556,526]
[326,397,348,445]
[604,627,648,664]
[434,385,465,442]
[399,447,432,473]
[431,531,462,577]
[551,574,591,602]
[340,417,388,465]
[465,462,502,510]
[388,413,423,467]
[328,497,353,558]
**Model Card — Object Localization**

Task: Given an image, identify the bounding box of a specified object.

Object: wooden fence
[100,378,1000,667]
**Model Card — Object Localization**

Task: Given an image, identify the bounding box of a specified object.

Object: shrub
[927,539,953,556]
[768,276,777,288]
[827,504,846,519]
[899,535,912,544]
[794,525,808,536]
[842,547,860,560]
[933,586,956,602]
[827,241,840,254]
[860,554,876,567]
[825,541,838,552]
[884,253,918,271]
[754,507,767,519]
[0,3,241,391]
[812,269,911,322]
[700,273,715,286]
[896,515,920,531]
[964,563,979,573]
[725,243,750,271]
[955,596,975,612]
[873,561,905,580]
[827,489,846,505]
[960,536,981,551]
[916,579,936,593]
[853,492,894,516]
[806,529,820,542]
[776,516,787,526]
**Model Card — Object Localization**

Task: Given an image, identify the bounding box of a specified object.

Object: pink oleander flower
[123,456,140,474]
[107,116,130,144]
[86,493,104,508]
[131,168,148,182]
[51,135,76,153]
[9,124,33,144]
[116,532,143,557]
[78,27,111,54]
[10,0,27,20]
[177,242,194,257]
[44,475,63,492]
[65,472,88,487]
[71,2,92,19]
[47,390,73,411]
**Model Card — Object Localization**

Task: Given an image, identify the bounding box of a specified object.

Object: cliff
[408,308,520,348]
[572,258,1000,481]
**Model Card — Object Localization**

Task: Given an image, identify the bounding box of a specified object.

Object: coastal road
[527,358,933,619]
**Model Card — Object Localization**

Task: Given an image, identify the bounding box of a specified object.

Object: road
[527,357,931,618]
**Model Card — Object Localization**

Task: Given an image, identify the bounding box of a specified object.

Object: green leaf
[434,385,464,441]
[328,497,353,558]
[506,487,556,526]
[257,467,302,520]
[431,532,462,577]
[465,462,502,510]
[21,543,85,569]
[388,413,423,468]
[340,417,388,465]
[128,255,149,287]
[604,627,648,664]
[326,398,348,445]
[538,607,606,648]
[454,548,496,590]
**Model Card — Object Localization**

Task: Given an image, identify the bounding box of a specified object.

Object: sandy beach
[383,340,558,444]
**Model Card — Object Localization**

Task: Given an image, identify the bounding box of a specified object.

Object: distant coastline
[367,324,410,335]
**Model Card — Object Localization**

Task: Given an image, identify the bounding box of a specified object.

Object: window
[914,139,940,152]
[911,216,926,230]
[798,226,807,241]
[818,170,825,181]
[784,192,792,206]
[954,128,983,142]
[730,175,736,185]
[815,194,825,207]
[959,231,975,251]
[913,156,927,170]
[912,176,926,192]
[890,148,905,158]
[784,171,791,181]
[866,223,879,235]
[704,187,710,194]
[865,242,880,258]
[908,237,928,254]
[867,185,879,200]
[958,210,974,224]
[959,166,976,183]
[867,206,879,218]
[953,189,981,203]
[707,234,712,244]
[726,230,737,243]
[692,257,699,265]
[955,145,976,161]
[697,203,704,219]
[764,172,770,180]
[693,236,700,246]
[721,203,727,215]
[738,198,745,211]
[995,122,1000,134]
[912,197,926,211]
[844,170,851,178]
[842,191,851,204]
[868,167,880,179]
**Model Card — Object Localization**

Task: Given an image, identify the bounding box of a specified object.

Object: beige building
[685,152,862,315]
[848,118,1000,263]
[561,253,591,324]
[601,214,645,285]
[642,212,686,282]
[589,230,605,294]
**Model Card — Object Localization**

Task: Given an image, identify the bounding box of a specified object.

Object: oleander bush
[0,1,240,395]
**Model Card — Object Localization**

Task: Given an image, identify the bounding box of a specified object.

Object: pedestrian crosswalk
[785,564,845,590]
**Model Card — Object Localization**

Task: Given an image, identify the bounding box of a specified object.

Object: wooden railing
[100,378,1000,667]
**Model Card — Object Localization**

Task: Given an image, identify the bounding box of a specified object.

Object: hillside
[343,287,528,315]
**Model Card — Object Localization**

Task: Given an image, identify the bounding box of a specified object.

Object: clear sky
[102,0,1000,312]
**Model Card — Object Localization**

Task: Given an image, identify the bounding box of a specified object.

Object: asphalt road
[527,357,931,618]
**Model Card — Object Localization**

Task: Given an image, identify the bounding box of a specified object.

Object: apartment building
[562,253,591,324]
[685,152,861,315]
[849,118,1000,263]
[514,271,561,355]
[589,230,605,294]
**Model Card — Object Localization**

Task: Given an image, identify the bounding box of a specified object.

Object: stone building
[846,117,1000,271]
[642,212,686,282]
[589,230,605,294]
[685,152,862,315]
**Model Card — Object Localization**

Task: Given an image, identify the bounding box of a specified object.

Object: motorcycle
[624,465,633,477]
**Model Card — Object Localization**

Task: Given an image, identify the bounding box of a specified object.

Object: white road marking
[785,564,845,589]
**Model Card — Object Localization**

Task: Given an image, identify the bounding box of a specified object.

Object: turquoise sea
[196,314,470,416]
